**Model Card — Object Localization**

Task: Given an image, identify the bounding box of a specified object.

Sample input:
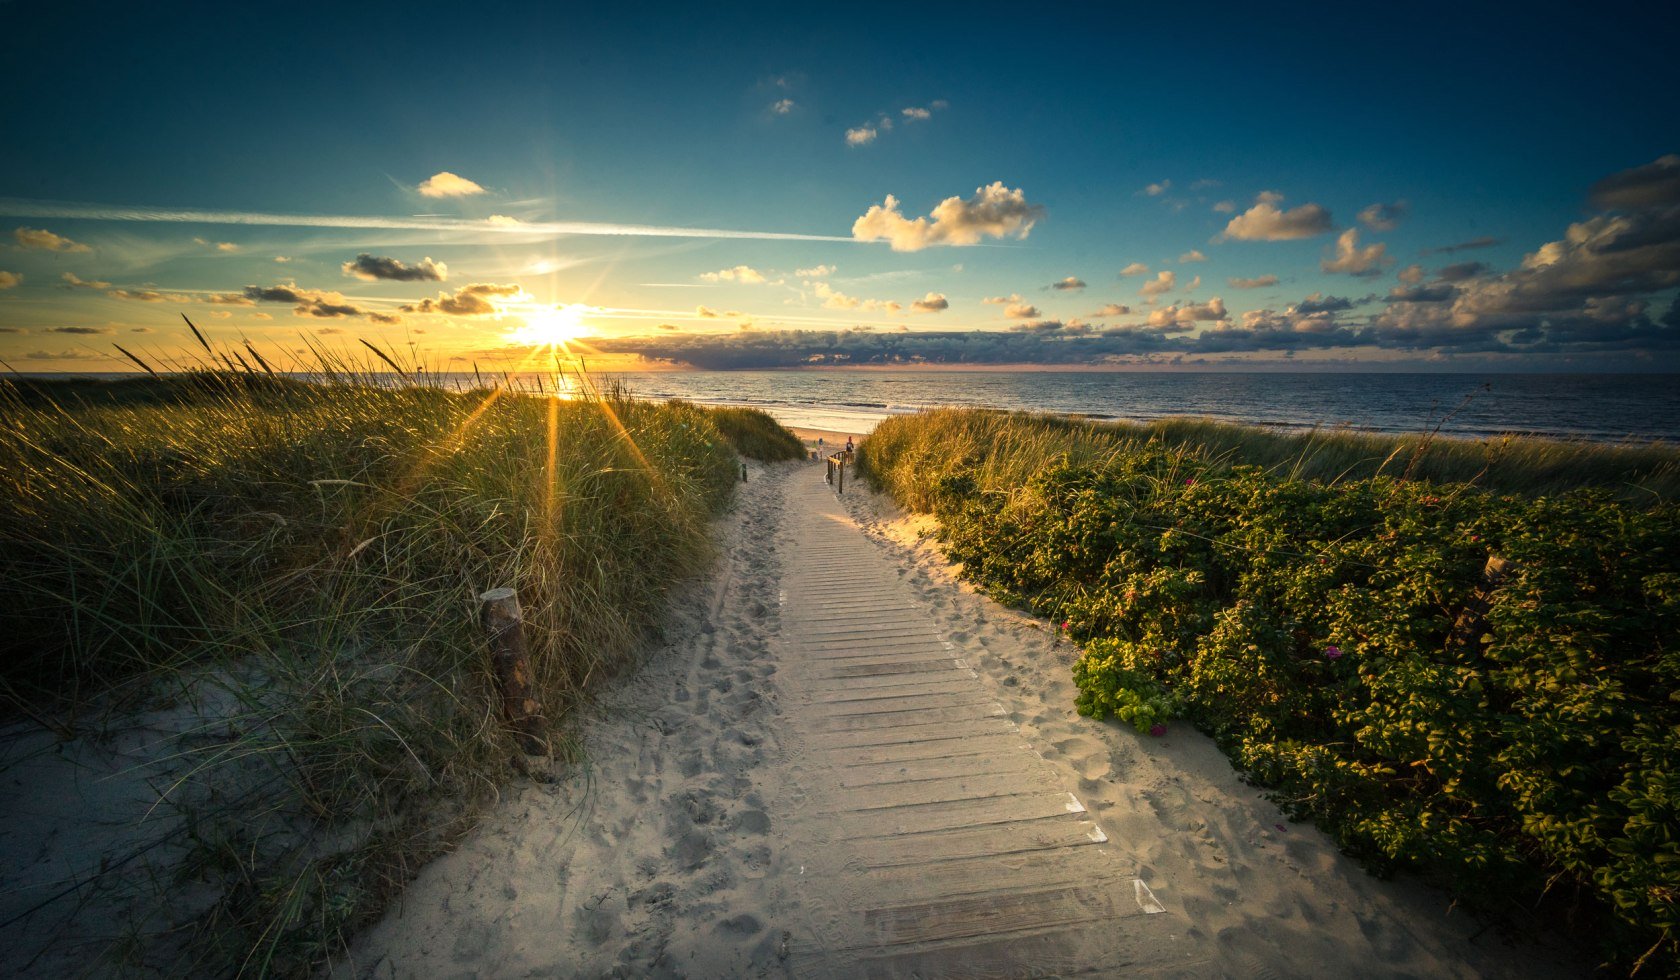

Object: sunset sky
[1,1,1676,372]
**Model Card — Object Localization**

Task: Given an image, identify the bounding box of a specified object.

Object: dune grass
[858,407,1680,508]
[693,404,809,462]
[0,354,798,975]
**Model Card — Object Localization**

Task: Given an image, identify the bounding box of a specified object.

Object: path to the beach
[337,460,1586,979]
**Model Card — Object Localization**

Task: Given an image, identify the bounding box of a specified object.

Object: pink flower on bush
[1149,723,1168,737]
[1184,477,1196,486]
[1325,645,1343,660]
[1061,619,1071,632]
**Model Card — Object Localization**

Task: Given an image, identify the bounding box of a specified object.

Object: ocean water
[578,371,1680,443]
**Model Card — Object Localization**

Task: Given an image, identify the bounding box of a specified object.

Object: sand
[334,459,1591,978]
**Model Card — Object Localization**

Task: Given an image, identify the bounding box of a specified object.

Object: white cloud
[0,271,19,289]
[1212,200,1236,213]
[1146,298,1227,326]
[845,126,878,146]
[700,265,768,284]
[983,294,1024,305]
[194,237,238,251]
[1179,249,1207,263]
[14,227,90,252]
[851,182,1042,251]
[1321,228,1391,277]
[274,255,291,263]
[1118,262,1150,277]
[1219,194,1333,241]
[1004,303,1041,319]
[810,281,900,312]
[770,98,796,115]
[1228,274,1279,289]
[1357,200,1409,232]
[1139,270,1176,298]
[487,214,523,226]
[911,292,948,312]
[1144,180,1171,196]
[1090,303,1130,317]
[796,264,835,277]
[1397,264,1424,284]
[902,106,931,121]
[1050,276,1086,290]
[417,171,487,198]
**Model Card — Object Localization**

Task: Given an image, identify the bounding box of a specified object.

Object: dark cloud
[1292,294,1354,315]
[1386,283,1458,303]
[1228,275,1279,289]
[399,283,523,316]
[48,325,116,334]
[1589,154,1680,211]
[342,253,447,282]
[26,349,102,360]
[1436,261,1489,282]
[243,283,369,318]
[1050,277,1087,290]
[1427,236,1501,255]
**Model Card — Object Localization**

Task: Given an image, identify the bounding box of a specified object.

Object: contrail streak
[0,199,860,244]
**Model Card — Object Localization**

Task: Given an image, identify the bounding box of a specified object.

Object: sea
[24,370,1680,443]
[543,371,1680,444]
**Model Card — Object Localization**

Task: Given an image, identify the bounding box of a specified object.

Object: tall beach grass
[0,350,798,975]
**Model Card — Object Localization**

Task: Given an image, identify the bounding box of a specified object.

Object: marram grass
[0,360,798,976]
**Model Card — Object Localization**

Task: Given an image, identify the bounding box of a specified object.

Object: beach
[335,457,1588,978]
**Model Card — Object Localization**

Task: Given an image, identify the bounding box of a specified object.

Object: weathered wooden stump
[479,587,549,757]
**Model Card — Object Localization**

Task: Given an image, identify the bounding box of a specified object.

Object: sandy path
[337,461,1589,979]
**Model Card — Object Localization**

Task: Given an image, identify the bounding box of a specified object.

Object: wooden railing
[825,452,851,494]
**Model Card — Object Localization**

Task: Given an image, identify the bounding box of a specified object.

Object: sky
[1,0,1677,373]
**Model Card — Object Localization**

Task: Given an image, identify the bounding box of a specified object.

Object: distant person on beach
[845,437,854,454]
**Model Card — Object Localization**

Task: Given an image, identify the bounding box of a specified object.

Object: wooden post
[741,462,748,482]
[1445,556,1512,657]
[479,587,549,756]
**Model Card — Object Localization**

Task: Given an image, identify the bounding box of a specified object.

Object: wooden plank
[818,659,965,679]
[831,789,1084,837]
[858,814,1108,869]
[816,770,1056,812]
[863,881,1133,947]
[801,717,1015,750]
[834,744,1038,788]
[809,690,992,717]
[849,847,1130,905]
[806,702,1004,734]
[852,916,1202,980]
[821,732,1022,767]
[808,677,978,703]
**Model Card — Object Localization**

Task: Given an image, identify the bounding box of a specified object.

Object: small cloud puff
[852,182,1042,252]
[15,227,91,253]
[417,171,487,198]
[1179,250,1207,263]
[1090,303,1131,317]
[1139,270,1176,298]
[1218,193,1332,241]
[1119,262,1150,277]
[1051,277,1086,290]
[770,98,796,115]
[1357,201,1408,232]
[911,292,948,312]
[1321,229,1391,277]
[1228,274,1279,289]
[845,126,878,146]
[796,264,835,277]
[700,265,767,284]
[0,271,19,289]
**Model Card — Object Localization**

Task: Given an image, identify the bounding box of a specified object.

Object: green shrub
[867,409,1680,974]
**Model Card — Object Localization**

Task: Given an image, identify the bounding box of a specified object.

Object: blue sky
[1,0,1676,371]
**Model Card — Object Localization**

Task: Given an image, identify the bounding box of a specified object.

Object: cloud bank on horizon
[0,2,1675,372]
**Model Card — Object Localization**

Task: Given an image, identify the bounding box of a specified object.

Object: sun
[507,303,592,348]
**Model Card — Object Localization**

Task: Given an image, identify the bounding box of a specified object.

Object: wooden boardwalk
[776,473,1198,978]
